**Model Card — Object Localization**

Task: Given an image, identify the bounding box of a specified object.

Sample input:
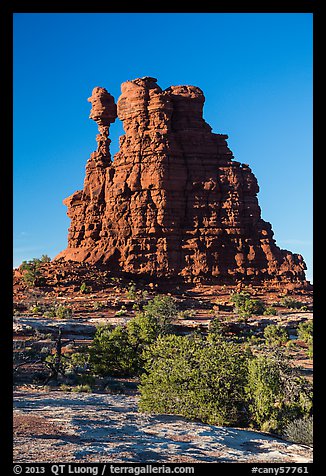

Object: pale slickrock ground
[13,390,312,463]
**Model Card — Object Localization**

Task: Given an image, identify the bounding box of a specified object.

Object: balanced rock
[55,77,307,283]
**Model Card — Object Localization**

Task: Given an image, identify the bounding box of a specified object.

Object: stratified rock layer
[56,77,307,282]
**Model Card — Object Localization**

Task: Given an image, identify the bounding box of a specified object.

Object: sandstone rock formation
[56,76,307,283]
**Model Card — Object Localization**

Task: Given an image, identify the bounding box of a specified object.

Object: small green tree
[142,295,178,334]
[80,282,91,294]
[126,312,161,348]
[263,306,278,316]
[280,297,307,310]
[247,354,284,430]
[207,318,225,339]
[126,282,138,300]
[20,256,50,286]
[20,259,42,286]
[263,324,289,346]
[55,304,73,319]
[297,320,313,357]
[87,296,178,377]
[40,254,51,263]
[89,325,138,376]
[246,351,312,433]
[139,334,250,426]
[297,321,313,344]
[68,348,90,372]
[230,291,265,319]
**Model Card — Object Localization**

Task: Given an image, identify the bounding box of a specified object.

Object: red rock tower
[56,77,307,282]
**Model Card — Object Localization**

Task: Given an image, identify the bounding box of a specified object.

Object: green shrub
[247,354,284,430]
[247,334,262,346]
[286,340,296,349]
[29,303,58,316]
[307,344,313,358]
[28,302,73,319]
[20,258,40,270]
[246,352,312,433]
[126,312,161,348]
[283,416,313,446]
[139,334,250,426]
[230,292,266,319]
[280,297,306,309]
[297,320,313,357]
[126,283,137,300]
[43,309,56,318]
[115,307,128,316]
[87,295,178,378]
[55,305,73,319]
[80,282,91,294]
[263,324,289,346]
[89,325,138,376]
[177,309,196,319]
[29,304,44,314]
[207,318,225,338]
[72,384,92,393]
[142,295,178,334]
[263,306,278,316]
[297,321,313,344]
[21,259,42,286]
[68,349,90,372]
[260,418,281,434]
[20,256,50,286]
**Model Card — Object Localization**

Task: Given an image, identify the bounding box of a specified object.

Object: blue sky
[13,13,313,282]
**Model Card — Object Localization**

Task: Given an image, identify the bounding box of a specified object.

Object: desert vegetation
[20,255,51,286]
[13,259,313,446]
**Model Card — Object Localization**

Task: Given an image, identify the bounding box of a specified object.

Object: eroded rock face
[55,77,307,283]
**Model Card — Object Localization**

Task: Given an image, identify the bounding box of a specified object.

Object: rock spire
[55,77,307,283]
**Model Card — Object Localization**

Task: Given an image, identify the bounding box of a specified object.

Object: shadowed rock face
[55,76,307,283]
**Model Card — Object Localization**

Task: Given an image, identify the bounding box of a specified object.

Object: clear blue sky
[13,13,313,282]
